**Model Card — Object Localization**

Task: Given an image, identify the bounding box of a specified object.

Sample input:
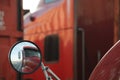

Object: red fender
[89,40,120,80]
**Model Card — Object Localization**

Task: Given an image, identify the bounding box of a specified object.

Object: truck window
[44,34,59,62]
[45,0,57,3]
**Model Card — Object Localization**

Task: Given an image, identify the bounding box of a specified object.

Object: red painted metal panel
[0,0,23,80]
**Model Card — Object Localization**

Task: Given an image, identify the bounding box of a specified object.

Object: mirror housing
[9,40,42,74]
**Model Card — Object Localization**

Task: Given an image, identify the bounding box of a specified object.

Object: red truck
[23,0,119,80]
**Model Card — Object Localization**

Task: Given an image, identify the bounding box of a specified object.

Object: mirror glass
[9,40,42,74]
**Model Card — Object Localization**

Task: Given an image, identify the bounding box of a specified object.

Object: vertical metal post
[78,28,85,80]
[74,0,78,79]
[97,50,101,62]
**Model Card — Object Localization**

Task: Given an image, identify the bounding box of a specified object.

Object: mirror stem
[41,62,60,80]
[41,62,51,80]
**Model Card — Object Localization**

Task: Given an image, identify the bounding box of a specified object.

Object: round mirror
[9,40,42,74]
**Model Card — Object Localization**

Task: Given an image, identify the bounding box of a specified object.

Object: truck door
[76,0,115,80]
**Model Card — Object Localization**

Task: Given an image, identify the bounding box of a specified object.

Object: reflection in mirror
[9,40,42,74]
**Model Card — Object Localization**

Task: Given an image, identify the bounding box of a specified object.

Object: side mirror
[9,40,42,74]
